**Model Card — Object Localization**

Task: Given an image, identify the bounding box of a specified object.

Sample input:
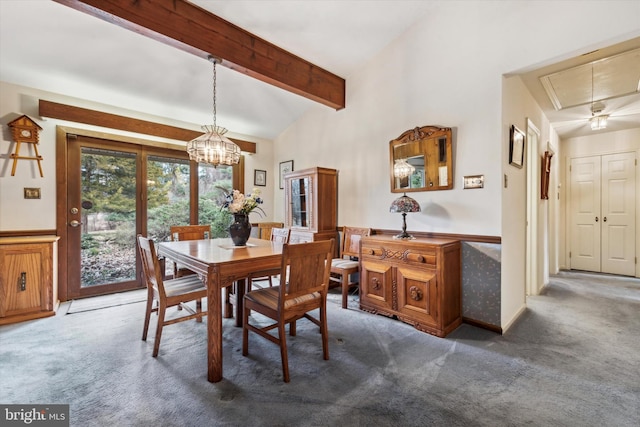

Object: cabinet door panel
[396,267,438,326]
[1,249,43,317]
[360,261,393,311]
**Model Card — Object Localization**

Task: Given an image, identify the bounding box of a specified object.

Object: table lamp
[389,193,421,239]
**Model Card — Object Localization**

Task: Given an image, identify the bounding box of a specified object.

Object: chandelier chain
[212,58,217,128]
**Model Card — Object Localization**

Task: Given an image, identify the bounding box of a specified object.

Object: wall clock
[7,114,44,177]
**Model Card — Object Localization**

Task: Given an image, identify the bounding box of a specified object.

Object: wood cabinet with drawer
[359,235,461,337]
[0,235,60,325]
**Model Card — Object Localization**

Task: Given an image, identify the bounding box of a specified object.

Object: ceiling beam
[52,0,346,110]
[39,100,257,153]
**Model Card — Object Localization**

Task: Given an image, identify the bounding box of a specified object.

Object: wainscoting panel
[462,242,501,329]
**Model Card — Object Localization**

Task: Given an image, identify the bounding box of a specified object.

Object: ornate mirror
[390,125,453,193]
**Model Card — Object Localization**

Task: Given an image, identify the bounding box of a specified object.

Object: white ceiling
[1,1,639,141]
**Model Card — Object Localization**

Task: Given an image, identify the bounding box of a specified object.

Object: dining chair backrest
[270,227,290,244]
[138,234,164,298]
[169,224,211,241]
[168,225,211,278]
[340,226,371,258]
[280,239,334,306]
[255,222,284,240]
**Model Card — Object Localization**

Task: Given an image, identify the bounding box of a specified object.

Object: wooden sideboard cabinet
[0,235,60,325]
[359,235,461,337]
[284,167,338,245]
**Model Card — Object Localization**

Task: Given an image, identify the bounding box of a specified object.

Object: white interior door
[569,152,636,276]
[570,156,601,272]
[601,152,636,276]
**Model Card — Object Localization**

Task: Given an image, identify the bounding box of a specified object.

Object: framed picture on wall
[254,169,266,187]
[279,160,293,189]
[509,125,525,168]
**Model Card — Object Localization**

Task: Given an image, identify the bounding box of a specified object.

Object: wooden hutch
[283,167,338,245]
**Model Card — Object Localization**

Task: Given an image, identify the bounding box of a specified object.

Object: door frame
[56,127,186,300]
[525,118,540,297]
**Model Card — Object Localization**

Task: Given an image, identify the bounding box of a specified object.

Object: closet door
[601,152,636,276]
[569,152,636,276]
[570,156,601,272]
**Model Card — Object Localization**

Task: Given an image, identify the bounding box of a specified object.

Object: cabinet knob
[367,249,375,255]
[409,286,423,301]
[416,255,424,262]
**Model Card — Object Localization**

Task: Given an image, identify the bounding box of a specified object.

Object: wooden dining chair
[169,225,211,278]
[137,235,207,357]
[330,226,371,308]
[242,238,335,382]
[248,227,291,290]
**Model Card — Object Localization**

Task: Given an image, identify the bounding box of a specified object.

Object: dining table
[157,237,284,383]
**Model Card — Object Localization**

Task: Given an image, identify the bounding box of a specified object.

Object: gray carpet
[1,271,639,426]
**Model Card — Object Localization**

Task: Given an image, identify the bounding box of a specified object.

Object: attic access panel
[539,47,640,110]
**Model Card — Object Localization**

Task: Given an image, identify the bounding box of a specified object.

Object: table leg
[207,273,222,383]
[234,278,246,327]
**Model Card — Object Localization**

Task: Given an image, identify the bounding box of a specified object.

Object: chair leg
[196,299,203,323]
[289,320,296,336]
[152,302,167,357]
[278,321,290,383]
[320,301,329,360]
[242,303,250,356]
[341,271,350,309]
[142,292,154,341]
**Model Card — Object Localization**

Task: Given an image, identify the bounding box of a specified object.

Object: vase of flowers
[222,188,264,246]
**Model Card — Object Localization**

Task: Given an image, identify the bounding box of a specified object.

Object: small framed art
[279,160,293,189]
[509,125,525,168]
[254,169,266,187]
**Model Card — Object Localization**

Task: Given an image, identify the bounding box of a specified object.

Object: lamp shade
[389,194,421,213]
[389,193,420,239]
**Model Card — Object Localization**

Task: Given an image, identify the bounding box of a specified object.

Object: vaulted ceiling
[1,1,638,141]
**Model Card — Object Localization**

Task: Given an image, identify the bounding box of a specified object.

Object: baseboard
[462,317,502,334]
[500,303,527,334]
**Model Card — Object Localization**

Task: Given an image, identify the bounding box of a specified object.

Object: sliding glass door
[64,133,243,299]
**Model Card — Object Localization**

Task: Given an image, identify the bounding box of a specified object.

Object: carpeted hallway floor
[1,271,639,426]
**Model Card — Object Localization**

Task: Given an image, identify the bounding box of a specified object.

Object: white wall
[0,82,276,231]
[560,128,640,277]
[272,1,640,330]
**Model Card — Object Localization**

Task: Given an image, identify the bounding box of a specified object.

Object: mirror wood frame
[390,125,453,193]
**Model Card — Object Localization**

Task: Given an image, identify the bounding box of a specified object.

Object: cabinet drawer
[361,242,437,267]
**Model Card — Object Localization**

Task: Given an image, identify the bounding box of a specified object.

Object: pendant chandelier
[186,56,240,167]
